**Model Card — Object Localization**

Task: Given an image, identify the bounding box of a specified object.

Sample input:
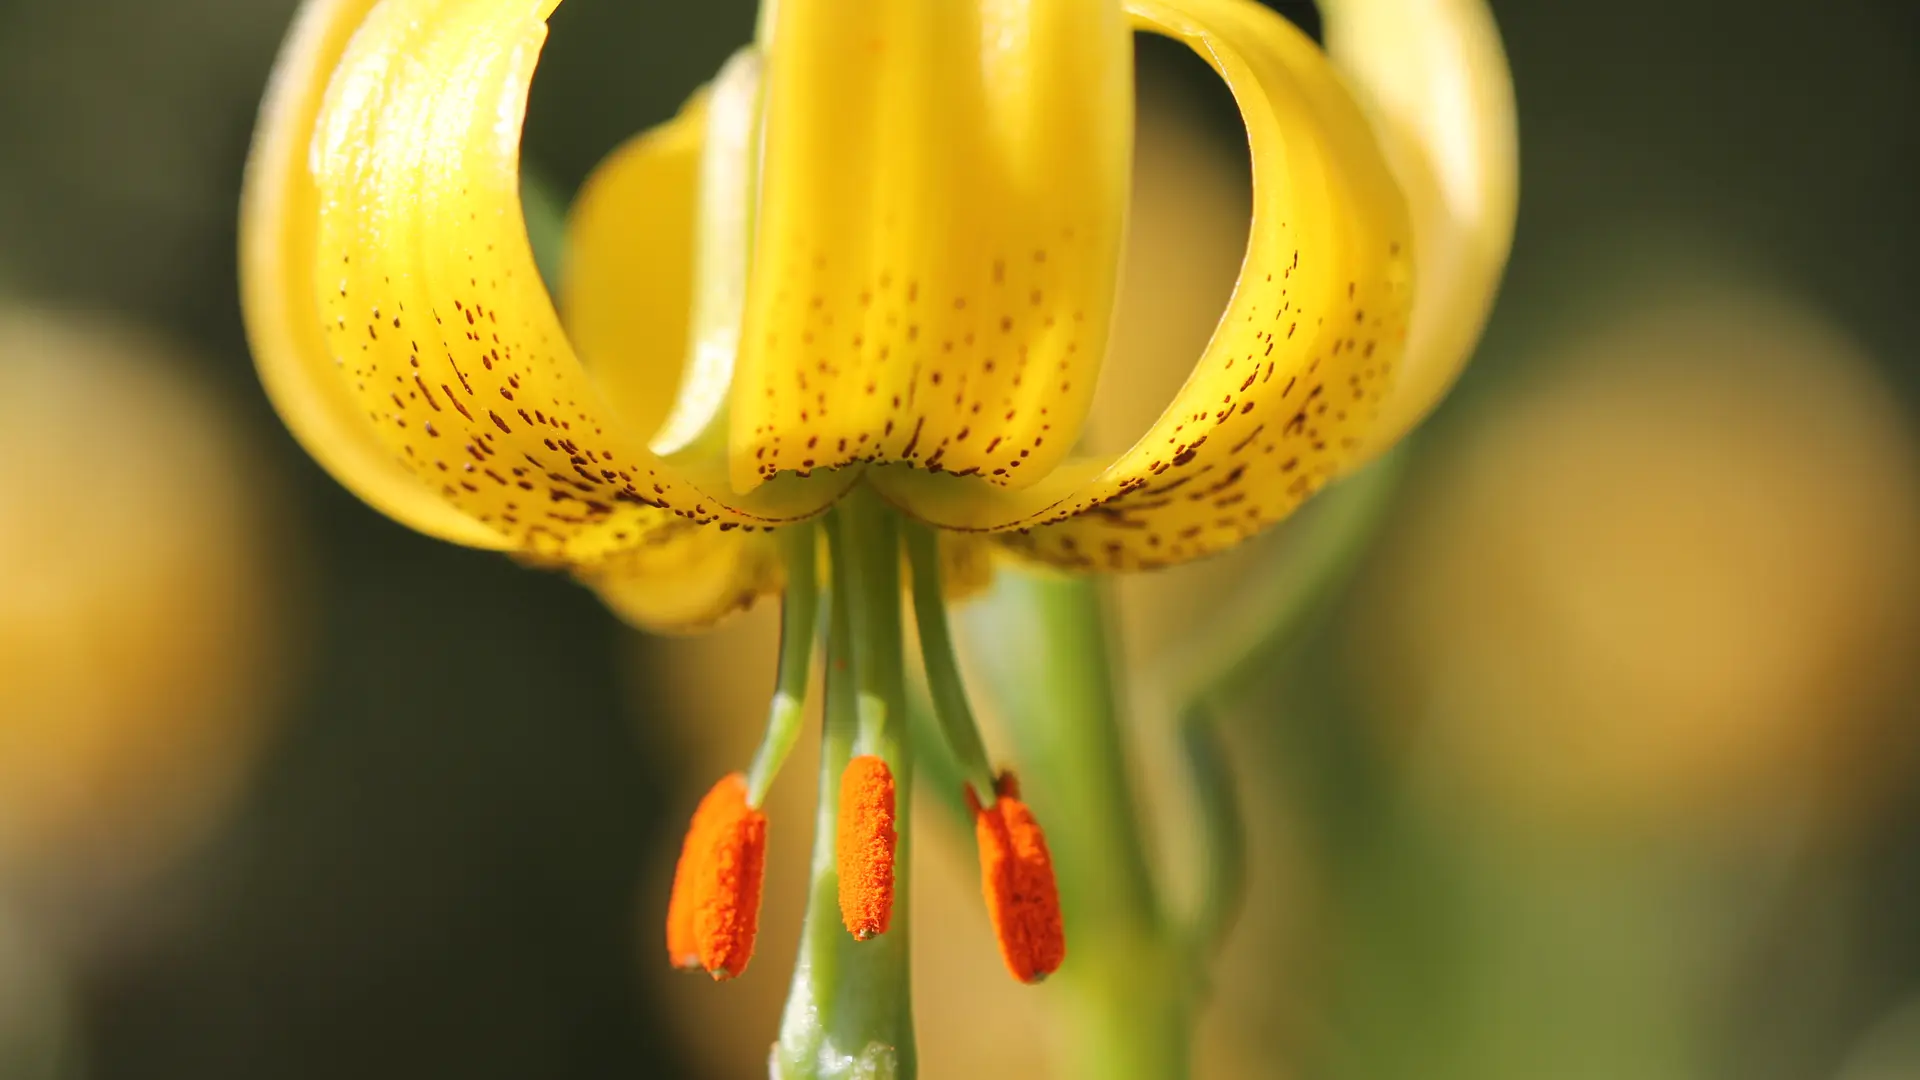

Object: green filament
[902,521,997,799]
[746,522,821,807]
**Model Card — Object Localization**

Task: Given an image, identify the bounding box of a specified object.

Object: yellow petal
[937,532,1000,603]
[560,94,706,449]
[241,0,501,548]
[1322,0,1518,459]
[308,0,765,557]
[575,525,784,635]
[650,49,763,460]
[559,43,854,523]
[730,0,1133,492]
[255,0,862,572]
[564,50,766,463]
[917,0,1414,571]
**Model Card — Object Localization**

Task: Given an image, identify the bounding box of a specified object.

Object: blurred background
[1,0,1917,1077]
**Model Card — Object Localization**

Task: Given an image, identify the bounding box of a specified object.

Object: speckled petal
[730,0,1133,491]
[1323,0,1518,460]
[241,0,501,548]
[905,0,1414,571]
[248,0,847,576]
[309,0,796,558]
[556,107,787,634]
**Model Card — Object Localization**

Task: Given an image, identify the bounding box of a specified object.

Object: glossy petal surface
[561,98,705,448]
[308,0,789,559]
[731,0,1134,491]
[1322,0,1518,459]
[246,0,842,565]
[241,0,500,548]
[579,525,782,634]
[244,0,806,628]
[909,0,1413,570]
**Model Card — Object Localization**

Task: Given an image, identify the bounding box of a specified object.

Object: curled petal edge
[887,0,1415,572]
[1322,0,1519,461]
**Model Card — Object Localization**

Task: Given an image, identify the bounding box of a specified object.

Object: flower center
[662,487,1065,1063]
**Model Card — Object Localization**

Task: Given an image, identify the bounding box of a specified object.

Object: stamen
[745,524,822,806]
[665,773,739,970]
[663,772,768,980]
[968,771,1065,984]
[836,753,898,939]
[903,521,998,798]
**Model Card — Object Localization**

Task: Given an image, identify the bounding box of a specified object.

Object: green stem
[1177,698,1246,958]
[904,685,974,828]
[774,533,856,1078]
[772,502,916,1080]
[1166,450,1408,957]
[902,521,997,799]
[1173,447,1409,703]
[958,571,1191,1080]
[746,524,820,806]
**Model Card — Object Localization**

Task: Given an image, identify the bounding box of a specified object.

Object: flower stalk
[773,497,917,1080]
[949,450,1412,1077]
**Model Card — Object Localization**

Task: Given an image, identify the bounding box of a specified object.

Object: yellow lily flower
[241,0,1514,1068]
[242,0,1513,632]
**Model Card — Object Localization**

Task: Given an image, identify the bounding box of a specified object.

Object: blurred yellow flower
[0,311,287,904]
[1361,275,1920,835]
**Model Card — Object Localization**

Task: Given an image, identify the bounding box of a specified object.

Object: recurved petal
[938,532,999,603]
[242,0,501,548]
[731,0,1133,491]
[309,0,787,557]
[915,0,1413,571]
[1322,0,1518,460]
[576,524,784,635]
[249,0,829,573]
[561,94,705,448]
[563,49,767,462]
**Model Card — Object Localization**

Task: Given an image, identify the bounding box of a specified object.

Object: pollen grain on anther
[968,771,1065,984]
[664,773,768,980]
[836,754,898,941]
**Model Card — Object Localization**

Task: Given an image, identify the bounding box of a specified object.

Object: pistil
[666,525,818,979]
[775,498,917,1079]
[836,753,898,939]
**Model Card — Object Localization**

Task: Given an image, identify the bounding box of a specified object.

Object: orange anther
[663,773,767,980]
[836,754,898,940]
[665,774,735,970]
[968,771,1065,983]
